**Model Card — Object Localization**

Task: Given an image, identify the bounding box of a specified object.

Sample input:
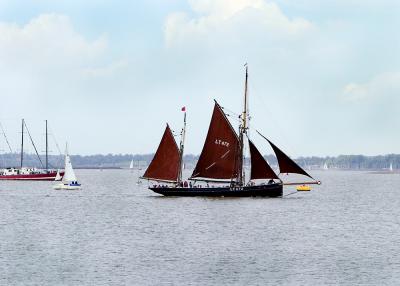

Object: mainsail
[63,153,77,183]
[142,124,180,182]
[190,102,239,181]
[248,139,279,180]
[257,131,314,179]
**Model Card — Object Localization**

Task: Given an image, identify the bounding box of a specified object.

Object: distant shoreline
[0,153,398,171]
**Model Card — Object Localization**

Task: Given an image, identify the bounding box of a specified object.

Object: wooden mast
[238,64,249,186]
[178,110,187,184]
[20,119,24,168]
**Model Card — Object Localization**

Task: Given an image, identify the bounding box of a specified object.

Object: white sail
[54,170,62,181]
[63,146,77,182]
[130,159,134,169]
[323,162,329,170]
[390,163,393,172]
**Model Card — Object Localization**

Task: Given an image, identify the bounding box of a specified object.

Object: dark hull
[150,183,283,197]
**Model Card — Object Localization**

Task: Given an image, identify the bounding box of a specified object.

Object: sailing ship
[129,159,134,171]
[141,66,320,197]
[0,120,64,180]
[53,144,81,190]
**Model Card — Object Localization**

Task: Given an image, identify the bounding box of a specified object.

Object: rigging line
[249,124,305,166]
[283,191,298,197]
[249,81,306,160]
[0,122,13,153]
[48,126,62,156]
[221,106,240,118]
[23,121,44,168]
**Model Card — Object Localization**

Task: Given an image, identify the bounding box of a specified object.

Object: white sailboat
[323,162,329,170]
[53,144,81,190]
[390,163,393,172]
[54,169,62,181]
[129,159,134,172]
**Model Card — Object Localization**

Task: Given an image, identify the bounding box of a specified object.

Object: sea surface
[0,170,399,285]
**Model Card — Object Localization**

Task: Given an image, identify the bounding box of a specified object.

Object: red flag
[181,106,186,112]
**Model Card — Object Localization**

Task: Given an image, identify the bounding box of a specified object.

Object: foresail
[257,131,314,179]
[142,124,180,182]
[190,102,239,181]
[248,139,279,180]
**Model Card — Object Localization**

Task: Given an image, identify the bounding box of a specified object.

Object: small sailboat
[53,144,81,190]
[323,162,329,170]
[129,159,134,171]
[54,170,62,181]
[141,66,320,197]
[390,163,393,172]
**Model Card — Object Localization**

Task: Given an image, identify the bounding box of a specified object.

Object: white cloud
[165,0,313,47]
[0,13,107,73]
[343,72,400,101]
[81,59,129,78]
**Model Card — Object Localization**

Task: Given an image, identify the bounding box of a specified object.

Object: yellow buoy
[296,185,311,192]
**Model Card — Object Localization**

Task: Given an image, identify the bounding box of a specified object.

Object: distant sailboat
[390,163,393,172]
[53,144,81,190]
[323,162,329,170]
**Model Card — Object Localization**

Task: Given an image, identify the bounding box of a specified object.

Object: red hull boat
[0,120,65,181]
[0,170,65,181]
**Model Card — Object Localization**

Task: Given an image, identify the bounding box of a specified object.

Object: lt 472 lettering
[215,139,230,147]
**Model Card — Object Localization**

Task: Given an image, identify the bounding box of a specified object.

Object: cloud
[343,72,400,101]
[81,59,129,78]
[0,13,107,73]
[165,0,314,48]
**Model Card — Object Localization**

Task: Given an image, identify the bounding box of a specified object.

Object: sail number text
[215,139,230,147]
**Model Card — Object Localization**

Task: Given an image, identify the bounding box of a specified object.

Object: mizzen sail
[190,102,239,181]
[257,131,314,179]
[142,124,180,182]
[248,139,279,180]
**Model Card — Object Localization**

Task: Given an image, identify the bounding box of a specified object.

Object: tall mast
[238,64,249,186]
[178,109,187,184]
[20,119,24,168]
[45,120,48,171]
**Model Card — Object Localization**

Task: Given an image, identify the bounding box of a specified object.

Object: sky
[0,0,399,156]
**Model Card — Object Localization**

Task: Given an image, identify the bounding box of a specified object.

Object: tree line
[0,152,398,170]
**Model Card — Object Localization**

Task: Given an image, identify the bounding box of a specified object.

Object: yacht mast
[45,120,48,171]
[178,109,187,184]
[20,119,24,168]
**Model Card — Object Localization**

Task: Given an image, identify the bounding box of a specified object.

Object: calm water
[1,170,400,285]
